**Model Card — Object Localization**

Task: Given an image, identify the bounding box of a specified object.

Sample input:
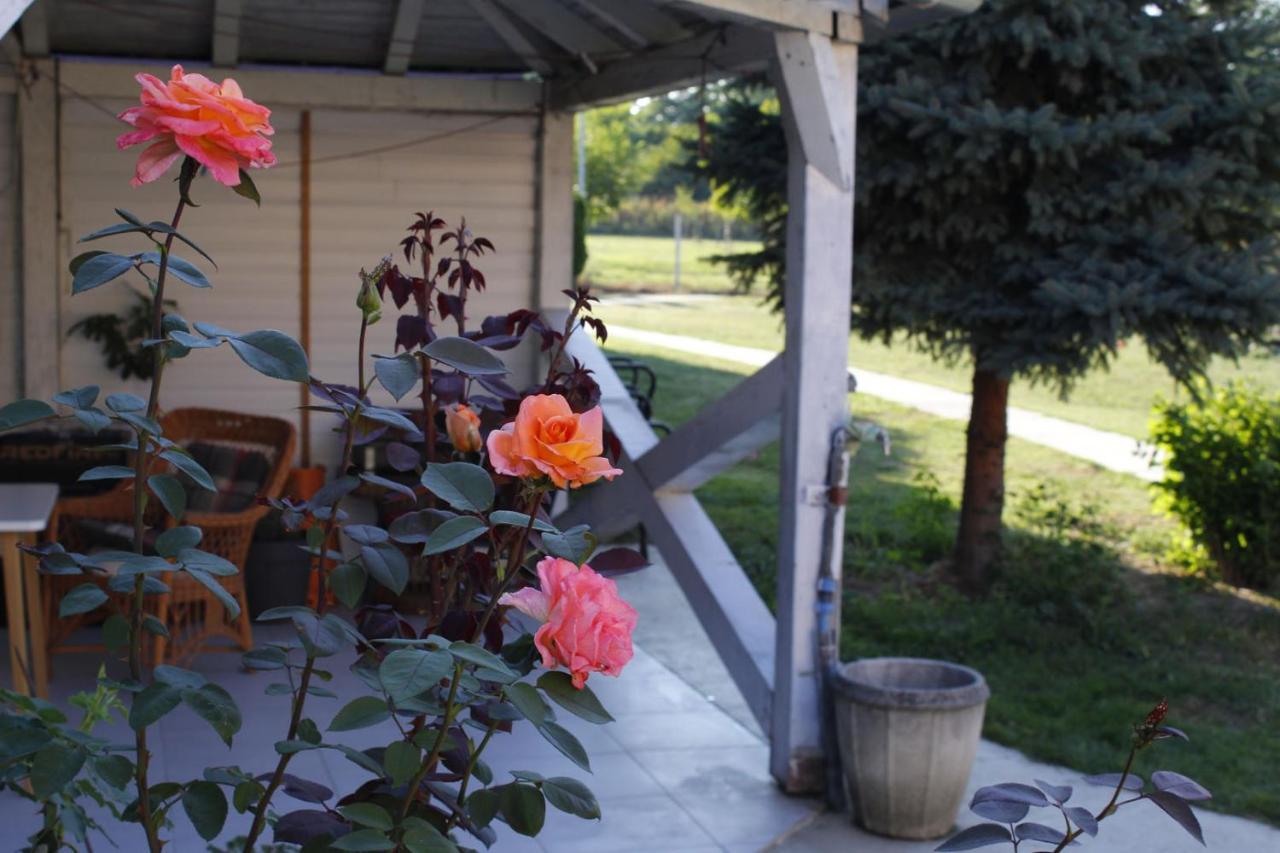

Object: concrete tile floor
[0,619,818,852]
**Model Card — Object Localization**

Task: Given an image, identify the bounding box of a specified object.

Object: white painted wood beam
[17,0,45,56]
[18,57,59,400]
[588,0,690,47]
[496,0,624,56]
[768,33,858,793]
[865,0,982,41]
[211,0,241,68]
[0,0,37,41]
[533,112,577,384]
[661,0,860,40]
[465,0,555,76]
[773,30,855,188]
[638,354,783,493]
[553,325,776,731]
[384,0,425,75]
[57,59,543,113]
[549,23,771,110]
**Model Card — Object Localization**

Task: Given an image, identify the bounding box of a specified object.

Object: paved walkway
[606,324,1164,482]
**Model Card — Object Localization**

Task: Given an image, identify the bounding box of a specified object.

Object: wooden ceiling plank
[465,0,555,75]
[496,0,624,56]
[588,0,690,47]
[384,0,426,74]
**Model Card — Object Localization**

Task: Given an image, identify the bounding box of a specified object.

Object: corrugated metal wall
[55,95,539,469]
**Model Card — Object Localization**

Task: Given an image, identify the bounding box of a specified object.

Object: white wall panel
[0,93,17,405]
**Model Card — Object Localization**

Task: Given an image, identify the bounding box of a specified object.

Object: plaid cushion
[73,519,160,555]
[183,442,272,513]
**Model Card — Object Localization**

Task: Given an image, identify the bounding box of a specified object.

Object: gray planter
[832,657,989,839]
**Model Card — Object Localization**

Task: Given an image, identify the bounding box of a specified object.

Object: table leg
[20,534,48,698]
[1,532,31,695]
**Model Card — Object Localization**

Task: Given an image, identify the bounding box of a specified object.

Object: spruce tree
[700,0,1280,587]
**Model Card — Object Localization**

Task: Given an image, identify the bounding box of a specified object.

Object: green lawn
[596,294,1280,439]
[605,337,1280,824]
[581,234,761,294]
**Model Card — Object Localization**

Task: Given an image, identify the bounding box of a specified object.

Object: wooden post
[298,109,312,467]
[18,56,58,401]
[770,30,859,793]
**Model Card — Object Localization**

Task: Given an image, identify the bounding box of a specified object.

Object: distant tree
[697,0,1280,588]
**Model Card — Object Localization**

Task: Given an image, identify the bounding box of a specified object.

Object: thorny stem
[1049,745,1138,853]
[449,720,498,830]
[243,315,370,850]
[128,195,186,853]
[398,660,465,826]
[473,489,544,643]
[543,298,584,389]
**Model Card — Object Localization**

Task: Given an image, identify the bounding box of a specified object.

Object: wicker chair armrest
[184,503,270,532]
[55,489,137,524]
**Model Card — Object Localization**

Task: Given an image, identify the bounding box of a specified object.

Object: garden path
[602,315,1163,482]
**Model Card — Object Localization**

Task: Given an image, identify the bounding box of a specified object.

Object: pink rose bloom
[500,556,637,689]
[117,65,276,188]
[487,394,622,489]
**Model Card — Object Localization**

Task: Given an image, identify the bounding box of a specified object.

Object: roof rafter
[464,0,555,76]
[495,0,624,57]
[661,0,860,40]
[588,0,690,47]
[18,0,45,55]
[384,0,425,75]
[211,0,241,67]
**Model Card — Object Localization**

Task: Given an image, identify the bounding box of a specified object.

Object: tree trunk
[954,367,1010,590]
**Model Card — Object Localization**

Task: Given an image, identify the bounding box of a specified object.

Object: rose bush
[0,65,638,852]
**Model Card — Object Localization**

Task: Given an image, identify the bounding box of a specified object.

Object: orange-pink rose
[117,65,275,188]
[486,394,622,489]
[500,556,637,689]
[446,403,483,453]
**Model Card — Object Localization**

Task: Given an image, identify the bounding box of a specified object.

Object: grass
[595,294,1280,439]
[581,234,762,294]
[605,337,1280,824]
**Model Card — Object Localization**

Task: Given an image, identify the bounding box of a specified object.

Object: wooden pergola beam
[464,0,555,76]
[496,0,624,57]
[660,0,861,40]
[0,0,37,43]
[589,0,691,47]
[384,0,425,75]
[17,0,45,56]
[549,23,771,110]
[211,0,241,67]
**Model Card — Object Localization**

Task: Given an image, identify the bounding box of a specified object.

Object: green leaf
[383,740,419,787]
[71,251,134,294]
[142,615,170,638]
[91,754,133,789]
[53,385,99,409]
[467,788,500,830]
[449,642,518,682]
[402,822,459,853]
[160,448,216,491]
[422,336,509,376]
[379,648,454,702]
[489,510,558,533]
[105,392,146,412]
[79,221,149,242]
[226,329,310,382]
[243,646,288,670]
[298,717,322,744]
[233,780,264,814]
[339,802,394,831]
[154,664,207,691]
[148,474,187,521]
[275,739,318,755]
[0,399,55,431]
[536,671,614,724]
[541,525,597,565]
[137,251,210,288]
[504,682,551,727]
[179,548,237,576]
[500,783,546,836]
[542,776,601,819]
[537,720,591,772]
[68,249,108,275]
[331,561,367,609]
[181,683,242,746]
[78,465,135,482]
[421,462,495,513]
[182,780,229,841]
[155,525,202,557]
[30,744,86,799]
[423,516,488,556]
[103,612,131,654]
[232,168,261,206]
[360,543,409,595]
[329,696,390,731]
[331,829,395,851]
[129,683,182,730]
[373,353,421,401]
[59,583,108,618]
[184,568,242,620]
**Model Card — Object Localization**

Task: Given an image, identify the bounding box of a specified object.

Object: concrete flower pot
[832,657,989,839]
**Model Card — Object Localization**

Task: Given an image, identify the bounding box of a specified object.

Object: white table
[0,483,57,697]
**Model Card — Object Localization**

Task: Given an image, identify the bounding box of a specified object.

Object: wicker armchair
[47,408,296,663]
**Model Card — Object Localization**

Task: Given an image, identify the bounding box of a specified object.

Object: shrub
[1150,383,1280,591]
